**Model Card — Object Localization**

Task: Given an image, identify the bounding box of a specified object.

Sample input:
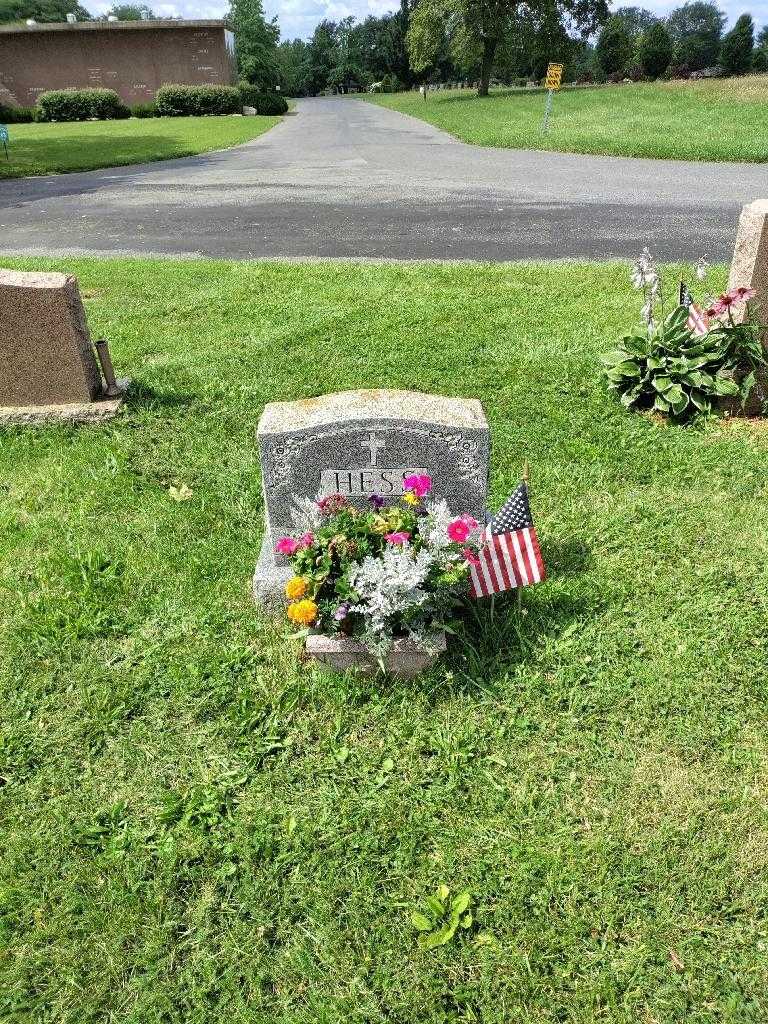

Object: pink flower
[732,286,756,302]
[384,531,410,545]
[447,515,479,543]
[402,473,432,498]
[462,547,481,567]
[298,532,314,548]
[276,536,300,556]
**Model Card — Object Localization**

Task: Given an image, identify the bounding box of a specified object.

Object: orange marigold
[287,599,318,626]
[285,576,307,600]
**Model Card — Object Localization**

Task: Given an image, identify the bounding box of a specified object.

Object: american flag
[469,482,546,599]
[680,282,709,337]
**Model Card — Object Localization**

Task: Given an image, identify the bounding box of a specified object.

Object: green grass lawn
[0,114,282,179]
[2,257,768,1022]
[362,76,768,162]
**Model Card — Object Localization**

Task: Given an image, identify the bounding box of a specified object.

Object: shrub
[624,63,649,81]
[36,88,130,122]
[254,92,288,115]
[666,61,691,78]
[719,13,754,74]
[0,104,35,124]
[639,21,673,78]
[154,84,241,117]
[237,81,261,107]
[131,102,156,118]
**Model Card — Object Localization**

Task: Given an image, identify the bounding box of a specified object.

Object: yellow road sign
[545,63,563,90]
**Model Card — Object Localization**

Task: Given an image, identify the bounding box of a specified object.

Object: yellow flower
[287,599,318,626]
[401,491,419,506]
[285,576,307,600]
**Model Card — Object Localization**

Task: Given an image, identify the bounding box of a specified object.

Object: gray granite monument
[726,198,768,415]
[253,389,490,608]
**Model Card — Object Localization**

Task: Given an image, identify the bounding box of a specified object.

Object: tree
[613,6,657,38]
[595,15,633,75]
[638,20,672,76]
[667,2,725,69]
[719,12,753,73]
[305,19,338,93]
[758,24,768,47]
[227,0,280,89]
[0,0,90,21]
[407,0,607,97]
[105,3,154,18]
[277,38,311,95]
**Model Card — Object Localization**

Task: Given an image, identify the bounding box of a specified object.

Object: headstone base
[0,379,131,426]
[252,533,292,613]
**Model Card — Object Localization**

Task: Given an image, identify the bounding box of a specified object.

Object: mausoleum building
[0,18,236,109]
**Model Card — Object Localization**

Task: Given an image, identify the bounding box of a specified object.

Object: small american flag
[469,482,545,599]
[680,282,709,337]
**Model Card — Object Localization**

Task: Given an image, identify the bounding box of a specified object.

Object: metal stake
[541,89,554,133]
[94,338,122,397]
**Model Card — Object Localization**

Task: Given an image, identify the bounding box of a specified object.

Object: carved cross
[361,431,386,467]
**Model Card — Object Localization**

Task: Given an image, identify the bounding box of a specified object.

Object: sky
[88,0,767,42]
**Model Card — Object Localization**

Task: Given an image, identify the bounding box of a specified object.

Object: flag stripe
[491,535,513,590]
[687,302,709,337]
[528,527,546,581]
[498,533,520,588]
[511,531,530,585]
[522,528,541,584]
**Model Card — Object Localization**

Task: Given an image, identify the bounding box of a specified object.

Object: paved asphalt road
[1,96,766,261]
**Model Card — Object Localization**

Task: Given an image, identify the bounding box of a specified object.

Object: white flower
[630,248,657,290]
[347,544,435,638]
[419,499,454,550]
[696,257,709,282]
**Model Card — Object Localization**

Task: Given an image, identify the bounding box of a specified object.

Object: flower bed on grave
[274,473,483,676]
[602,250,767,420]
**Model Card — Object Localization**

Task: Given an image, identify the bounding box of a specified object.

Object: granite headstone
[253,389,490,607]
[0,268,128,424]
[727,198,768,415]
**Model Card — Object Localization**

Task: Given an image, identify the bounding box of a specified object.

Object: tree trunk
[478,37,498,96]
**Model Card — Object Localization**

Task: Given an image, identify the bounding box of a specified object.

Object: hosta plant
[603,250,766,418]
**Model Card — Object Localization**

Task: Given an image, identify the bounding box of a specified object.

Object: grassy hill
[362,77,768,162]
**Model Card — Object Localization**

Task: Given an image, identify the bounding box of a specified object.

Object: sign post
[541,63,563,134]
[0,125,8,161]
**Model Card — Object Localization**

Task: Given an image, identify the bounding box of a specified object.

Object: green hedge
[36,88,130,122]
[237,83,288,115]
[255,92,288,115]
[154,84,241,117]
[0,104,35,124]
[131,103,156,118]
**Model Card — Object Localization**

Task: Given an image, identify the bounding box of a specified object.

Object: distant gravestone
[253,389,490,607]
[728,199,768,415]
[0,269,128,424]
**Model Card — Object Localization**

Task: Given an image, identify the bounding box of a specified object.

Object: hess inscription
[319,467,426,497]
[318,432,424,498]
